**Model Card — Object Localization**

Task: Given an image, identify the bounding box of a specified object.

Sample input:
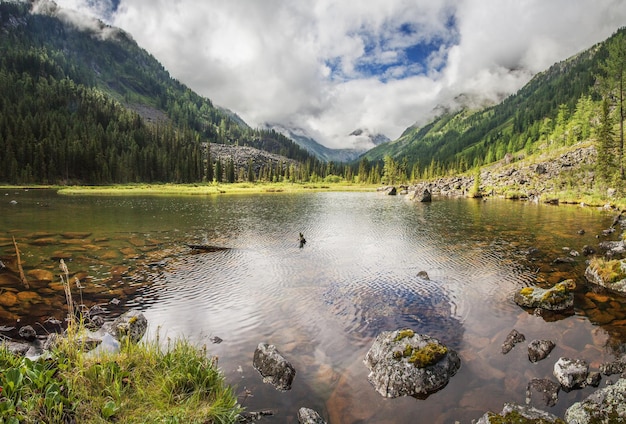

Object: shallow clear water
[1,189,625,423]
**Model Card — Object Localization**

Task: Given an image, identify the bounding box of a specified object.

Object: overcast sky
[51,0,626,149]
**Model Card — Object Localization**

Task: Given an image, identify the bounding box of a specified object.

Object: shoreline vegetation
[1,182,379,196]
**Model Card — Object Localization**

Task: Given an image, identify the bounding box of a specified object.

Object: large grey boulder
[513,280,575,311]
[565,378,626,423]
[253,343,296,391]
[553,357,589,391]
[364,329,460,398]
[297,407,326,424]
[476,403,565,424]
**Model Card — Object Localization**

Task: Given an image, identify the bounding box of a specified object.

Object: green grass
[0,329,242,423]
[54,181,378,196]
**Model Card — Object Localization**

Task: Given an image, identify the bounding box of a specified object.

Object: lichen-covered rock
[600,356,626,375]
[297,407,326,424]
[565,378,626,423]
[476,403,566,424]
[553,357,589,391]
[253,343,296,391]
[527,339,555,363]
[585,258,626,294]
[513,280,575,311]
[105,310,147,343]
[364,329,460,398]
[18,325,36,340]
[501,329,525,354]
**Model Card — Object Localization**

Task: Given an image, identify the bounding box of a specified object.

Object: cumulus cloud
[53,0,626,149]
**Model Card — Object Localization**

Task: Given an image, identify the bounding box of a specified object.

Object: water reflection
[2,190,626,422]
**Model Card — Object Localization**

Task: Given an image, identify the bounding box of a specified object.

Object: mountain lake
[1,188,625,423]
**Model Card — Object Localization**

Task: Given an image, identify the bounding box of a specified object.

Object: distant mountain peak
[348,128,390,149]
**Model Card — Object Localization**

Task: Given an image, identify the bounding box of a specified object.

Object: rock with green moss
[565,378,626,423]
[476,403,566,424]
[585,257,626,294]
[104,310,147,344]
[513,280,575,311]
[364,329,460,398]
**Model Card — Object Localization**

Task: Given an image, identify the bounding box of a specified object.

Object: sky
[48,0,626,149]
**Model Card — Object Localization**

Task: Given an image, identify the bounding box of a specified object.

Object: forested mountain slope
[0,0,317,184]
[362,28,624,181]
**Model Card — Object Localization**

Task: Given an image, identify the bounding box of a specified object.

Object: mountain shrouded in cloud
[47,0,626,149]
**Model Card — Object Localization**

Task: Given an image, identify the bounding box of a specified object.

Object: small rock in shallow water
[210,336,223,344]
[528,339,555,363]
[502,329,525,354]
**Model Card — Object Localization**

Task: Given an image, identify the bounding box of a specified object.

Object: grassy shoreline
[1,182,378,196]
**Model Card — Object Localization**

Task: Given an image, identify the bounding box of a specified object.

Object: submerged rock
[297,407,327,424]
[513,280,575,311]
[253,343,296,391]
[501,329,525,354]
[477,403,566,424]
[525,378,560,408]
[565,378,626,423]
[363,329,460,398]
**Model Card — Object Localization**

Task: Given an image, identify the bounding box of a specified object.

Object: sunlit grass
[56,181,379,196]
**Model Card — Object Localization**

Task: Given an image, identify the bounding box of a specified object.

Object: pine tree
[599,29,626,178]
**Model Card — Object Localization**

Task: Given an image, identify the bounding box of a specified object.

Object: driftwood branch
[12,236,29,289]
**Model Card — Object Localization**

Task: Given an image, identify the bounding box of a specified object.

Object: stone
[501,329,525,354]
[253,343,296,391]
[565,377,626,423]
[297,407,327,424]
[104,310,147,343]
[411,188,432,202]
[527,339,555,363]
[476,402,565,424]
[553,357,589,391]
[513,280,575,311]
[363,329,460,398]
[18,325,36,340]
[600,357,626,375]
[585,259,626,294]
[525,378,560,407]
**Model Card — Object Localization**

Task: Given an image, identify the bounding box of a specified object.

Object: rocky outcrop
[253,343,296,391]
[528,339,556,363]
[476,402,566,424]
[565,378,626,423]
[405,146,596,201]
[363,329,460,398]
[513,280,575,311]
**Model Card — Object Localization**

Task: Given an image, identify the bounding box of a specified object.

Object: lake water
[1,189,625,423]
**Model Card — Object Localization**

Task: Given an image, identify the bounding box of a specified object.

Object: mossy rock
[585,258,626,294]
[514,280,574,311]
[364,329,460,398]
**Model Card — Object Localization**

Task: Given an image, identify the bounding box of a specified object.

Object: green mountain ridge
[0,0,320,184]
[362,33,611,178]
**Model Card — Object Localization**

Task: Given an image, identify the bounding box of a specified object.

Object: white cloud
[52,0,626,149]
